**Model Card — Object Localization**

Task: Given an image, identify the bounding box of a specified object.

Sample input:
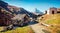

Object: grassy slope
[0,26,34,33]
[38,13,60,33]
[45,14,60,25]
[39,13,60,25]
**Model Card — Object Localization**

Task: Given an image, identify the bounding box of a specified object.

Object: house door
[52,10,54,14]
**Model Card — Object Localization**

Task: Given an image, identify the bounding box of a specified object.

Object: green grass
[45,14,60,24]
[38,13,60,33]
[45,18,60,24]
[39,13,60,25]
[0,26,34,33]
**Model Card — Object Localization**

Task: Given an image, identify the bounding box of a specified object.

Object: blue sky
[2,0,60,12]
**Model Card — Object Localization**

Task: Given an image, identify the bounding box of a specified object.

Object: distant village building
[45,7,60,14]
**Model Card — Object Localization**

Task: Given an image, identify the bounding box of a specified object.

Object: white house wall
[47,10,50,14]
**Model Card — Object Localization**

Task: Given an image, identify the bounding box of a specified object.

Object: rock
[7,24,13,30]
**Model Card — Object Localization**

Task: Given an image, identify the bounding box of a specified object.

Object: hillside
[38,13,60,33]
[0,0,38,18]
[0,0,35,33]
[0,26,34,33]
[38,13,60,25]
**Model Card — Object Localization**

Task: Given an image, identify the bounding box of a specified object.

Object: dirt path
[29,23,45,33]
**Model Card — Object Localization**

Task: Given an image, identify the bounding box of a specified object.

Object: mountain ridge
[0,0,43,18]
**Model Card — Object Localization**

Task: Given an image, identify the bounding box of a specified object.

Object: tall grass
[0,26,34,33]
